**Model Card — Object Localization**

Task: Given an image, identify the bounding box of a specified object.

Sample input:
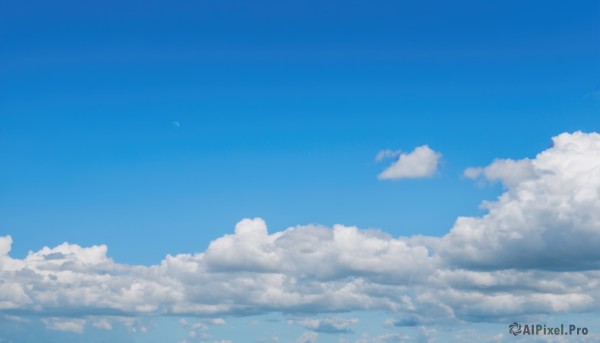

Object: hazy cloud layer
[1,132,599,335]
[288,317,359,333]
[378,145,441,180]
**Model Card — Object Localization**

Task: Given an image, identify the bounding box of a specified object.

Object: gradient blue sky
[1,1,600,342]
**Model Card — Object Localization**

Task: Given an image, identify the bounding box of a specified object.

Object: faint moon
[171,121,180,128]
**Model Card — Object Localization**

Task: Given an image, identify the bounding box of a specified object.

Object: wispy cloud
[463,158,535,188]
[377,145,442,180]
[288,317,358,333]
[375,149,402,162]
[42,318,86,333]
[179,318,225,341]
[295,331,318,343]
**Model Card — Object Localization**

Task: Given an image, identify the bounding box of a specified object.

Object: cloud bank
[377,145,441,180]
[1,132,600,334]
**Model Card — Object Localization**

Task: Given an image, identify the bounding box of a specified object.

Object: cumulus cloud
[1,132,600,336]
[0,219,435,322]
[450,131,600,269]
[378,145,441,180]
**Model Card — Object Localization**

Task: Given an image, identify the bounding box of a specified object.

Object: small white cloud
[172,121,181,128]
[463,167,483,179]
[179,317,226,340]
[90,318,112,330]
[1,314,29,323]
[288,317,358,333]
[42,318,86,333]
[463,158,535,187]
[378,145,442,180]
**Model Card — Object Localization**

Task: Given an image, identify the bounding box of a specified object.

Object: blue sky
[1,1,600,342]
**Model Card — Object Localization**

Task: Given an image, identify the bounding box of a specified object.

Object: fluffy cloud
[0,219,436,320]
[449,131,600,270]
[378,145,442,180]
[1,132,599,336]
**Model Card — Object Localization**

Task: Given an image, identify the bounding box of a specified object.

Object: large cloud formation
[452,131,600,270]
[1,132,599,333]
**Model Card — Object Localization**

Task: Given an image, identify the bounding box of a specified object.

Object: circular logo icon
[509,322,522,336]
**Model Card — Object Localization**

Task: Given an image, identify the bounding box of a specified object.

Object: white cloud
[375,149,402,162]
[449,131,600,269]
[463,158,535,187]
[42,318,86,333]
[1,132,600,336]
[378,145,441,180]
[91,318,112,330]
[179,317,226,340]
[462,167,483,179]
[288,317,358,333]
